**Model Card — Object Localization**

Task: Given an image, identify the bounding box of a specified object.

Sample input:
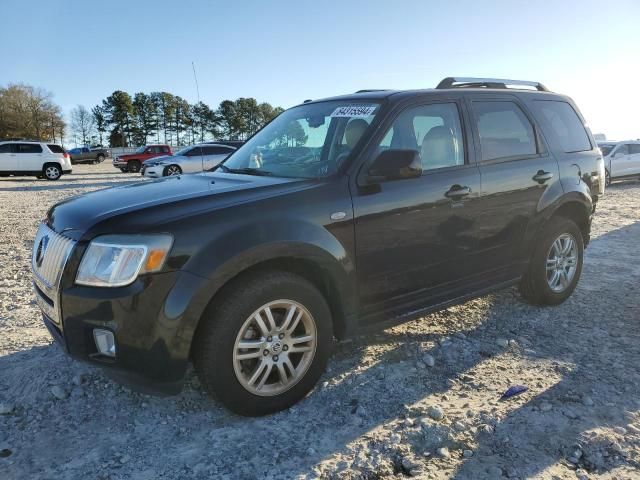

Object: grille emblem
[35,235,49,268]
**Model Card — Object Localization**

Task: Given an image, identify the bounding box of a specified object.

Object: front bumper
[33,232,211,394]
[112,159,128,168]
[143,165,163,178]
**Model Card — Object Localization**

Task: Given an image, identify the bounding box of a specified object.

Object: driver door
[352,100,483,314]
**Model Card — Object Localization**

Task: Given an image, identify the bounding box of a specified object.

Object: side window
[532,100,591,153]
[162,146,170,153]
[0,144,12,154]
[187,147,202,157]
[376,103,465,171]
[628,144,640,154]
[472,101,537,161]
[16,143,43,154]
[615,145,629,156]
[210,146,234,155]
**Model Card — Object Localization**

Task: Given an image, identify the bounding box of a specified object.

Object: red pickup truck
[113,144,172,173]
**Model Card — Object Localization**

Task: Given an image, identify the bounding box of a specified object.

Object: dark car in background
[68,146,111,164]
[32,77,605,416]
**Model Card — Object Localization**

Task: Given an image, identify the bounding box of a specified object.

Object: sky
[1,0,639,140]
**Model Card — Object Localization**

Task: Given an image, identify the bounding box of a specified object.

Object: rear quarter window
[532,100,591,153]
[47,144,65,153]
[17,143,43,153]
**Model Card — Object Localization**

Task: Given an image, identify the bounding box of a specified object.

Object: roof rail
[436,77,549,92]
[355,89,390,93]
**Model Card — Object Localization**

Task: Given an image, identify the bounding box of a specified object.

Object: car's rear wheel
[519,216,583,305]
[193,271,332,416]
[605,168,611,187]
[128,160,141,173]
[164,165,182,176]
[96,154,105,163]
[43,164,62,181]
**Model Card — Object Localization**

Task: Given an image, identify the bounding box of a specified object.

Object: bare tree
[70,105,94,146]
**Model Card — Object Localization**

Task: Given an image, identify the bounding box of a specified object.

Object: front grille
[32,223,75,289]
[31,223,76,325]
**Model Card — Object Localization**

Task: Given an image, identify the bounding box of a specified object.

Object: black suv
[32,77,605,416]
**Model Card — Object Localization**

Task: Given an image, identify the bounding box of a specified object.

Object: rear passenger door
[16,143,44,171]
[466,95,561,273]
[0,143,18,172]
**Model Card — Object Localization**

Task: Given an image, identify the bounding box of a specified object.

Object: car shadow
[1,221,638,479]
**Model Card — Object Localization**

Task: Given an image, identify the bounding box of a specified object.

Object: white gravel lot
[1,163,639,480]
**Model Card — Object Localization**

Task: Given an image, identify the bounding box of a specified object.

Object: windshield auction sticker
[330,105,378,118]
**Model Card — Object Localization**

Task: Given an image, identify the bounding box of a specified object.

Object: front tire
[119,167,128,173]
[193,271,333,416]
[43,164,62,181]
[128,160,141,173]
[164,165,182,176]
[605,168,611,187]
[519,216,584,305]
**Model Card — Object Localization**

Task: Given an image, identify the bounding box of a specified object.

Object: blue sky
[1,0,639,139]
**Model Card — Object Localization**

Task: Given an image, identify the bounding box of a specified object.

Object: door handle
[445,185,471,199]
[532,170,554,183]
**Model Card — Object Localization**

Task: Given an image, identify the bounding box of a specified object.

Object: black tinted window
[47,144,64,153]
[533,100,591,153]
[629,144,640,154]
[17,143,43,154]
[204,146,234,155]
[187,147,202,156]
[473,101,537,161]
[0,144,12,153]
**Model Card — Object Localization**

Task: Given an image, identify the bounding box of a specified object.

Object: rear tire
[43,164,62,181]
[193,271,333,416]
[605,168,611,187]
[128,160,141,173]
[96,154,105,163]
[519,216,583,306]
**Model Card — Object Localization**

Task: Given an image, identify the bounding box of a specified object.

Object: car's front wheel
[128,160,141,173]
[193,271,332,416]
[164,165,182,176]
[605,168,611,187]
[519,216,584,305]
[43,164,62,181]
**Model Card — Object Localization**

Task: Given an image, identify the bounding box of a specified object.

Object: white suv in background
[0,140,72,180]
[600,140,640,186]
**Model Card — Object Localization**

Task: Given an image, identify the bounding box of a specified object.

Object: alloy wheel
[546,233,578,293]
[45,166,60,180]
[166,165,181,176]
[233,300,317,396]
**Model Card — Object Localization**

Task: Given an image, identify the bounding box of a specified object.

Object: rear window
[532,100,591,153]
[16,143,43,154]
[47,144,65,153]
[472,101,538,161]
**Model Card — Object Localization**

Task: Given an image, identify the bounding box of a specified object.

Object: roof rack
[436,77,549,92]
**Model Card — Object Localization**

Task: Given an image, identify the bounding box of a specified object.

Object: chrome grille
[32,223,75,289]
[31,223,76,325]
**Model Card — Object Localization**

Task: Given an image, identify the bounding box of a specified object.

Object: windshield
[599,144,615,156]
[220,101,382,178]
[174,146,193,156]
[135,146,146,153]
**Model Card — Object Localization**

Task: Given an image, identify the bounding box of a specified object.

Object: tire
[96,154,105,163]
[605,168,611,187]
[128,160,141,173]
[119,167,128,173]
[193,271,333,416]
[163,165,182,176]
[519,216,584,306]
[43,164,62,181]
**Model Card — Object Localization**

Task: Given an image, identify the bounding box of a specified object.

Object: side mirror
[368,149,422,181]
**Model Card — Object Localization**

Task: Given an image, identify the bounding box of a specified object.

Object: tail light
[63,152,70,159]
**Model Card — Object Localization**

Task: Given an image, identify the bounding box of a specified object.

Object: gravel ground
[1,163,639,480]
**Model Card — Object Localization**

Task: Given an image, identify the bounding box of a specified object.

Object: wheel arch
[548,196,592,247]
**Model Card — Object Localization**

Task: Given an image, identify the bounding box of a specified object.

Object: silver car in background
[142,143,236,178]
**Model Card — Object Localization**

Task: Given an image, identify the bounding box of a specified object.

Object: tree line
[71,91,285,148]
[0,83,285,148]
[0,84,66,142]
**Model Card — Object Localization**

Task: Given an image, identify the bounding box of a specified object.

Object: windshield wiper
[216,165,273,176]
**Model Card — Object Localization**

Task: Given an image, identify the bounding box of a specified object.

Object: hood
[46,173,306,240]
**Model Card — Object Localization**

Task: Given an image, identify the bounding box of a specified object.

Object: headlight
[76,234,173,287]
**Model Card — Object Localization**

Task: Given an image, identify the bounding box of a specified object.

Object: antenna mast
[192,61,201,103]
